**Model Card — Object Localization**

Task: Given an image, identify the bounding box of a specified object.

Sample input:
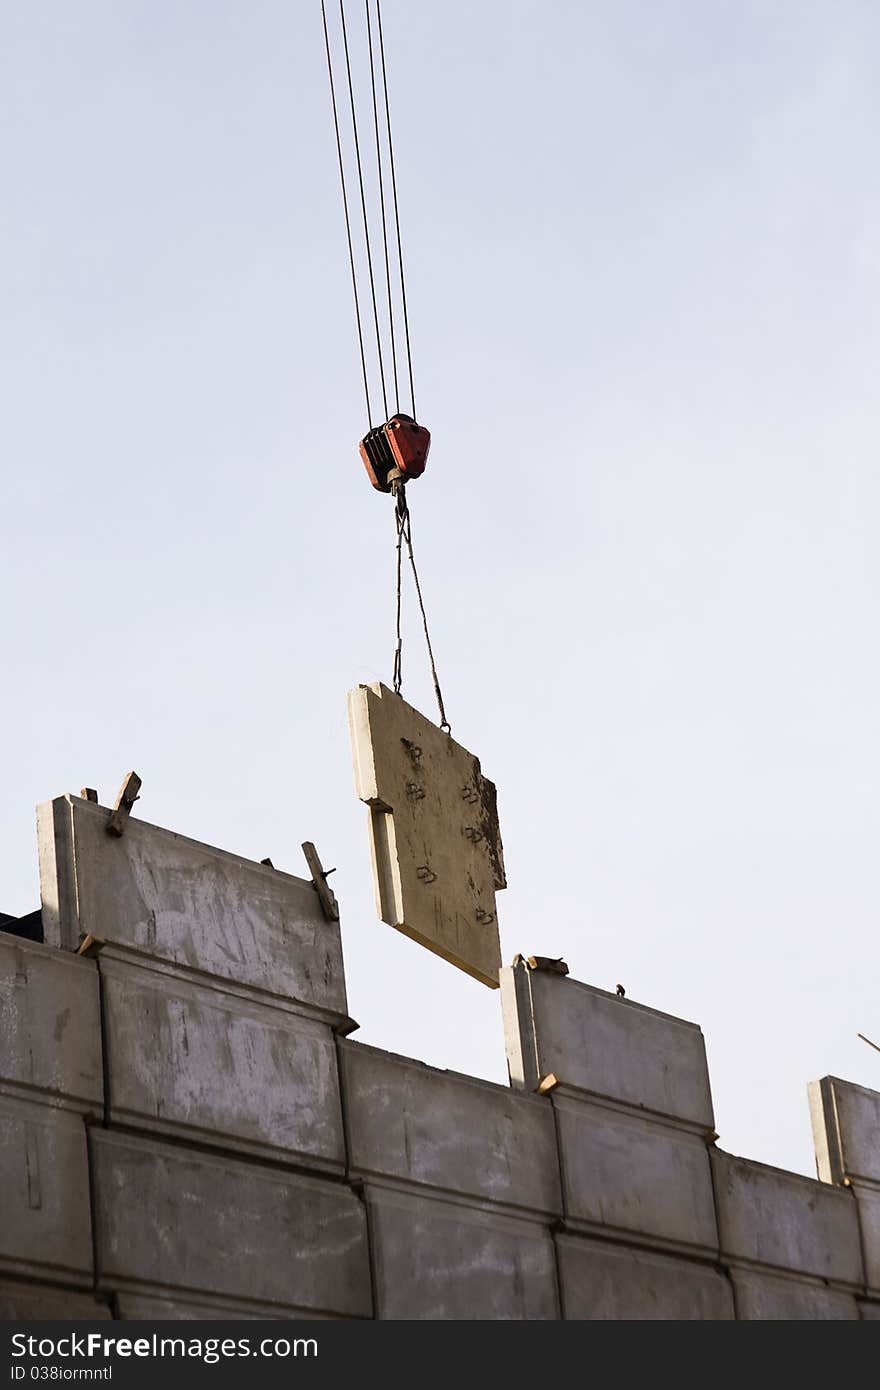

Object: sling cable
[320,1,449,732]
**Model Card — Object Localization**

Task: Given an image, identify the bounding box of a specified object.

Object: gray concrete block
[91,1128,370,1317]
[38,794,348,1021]
[730,1269,859,1320]
[114,1291,331,1320]
[0,934,102,1110]
[859,1300,880,1320]
[0,1093,93,1285]
[556,1235,734,1319]
[100,952,345,1170]
[809,1075,880,1186]
[366,1185,559,1320]
[554,1095,718,1253]
[501,961,713,1130]
[340,1040,561,1214]
[711,1150,863,1284]
[0,1280,111,1320]
[851,1182,880,1293]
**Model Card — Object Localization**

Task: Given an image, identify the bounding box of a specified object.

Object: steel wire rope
[393,487,450,732]
[320,0,372,427]
[392,497,404,693]
[339,0,389,422]
[375,0,417,419]
[365,0,399,413]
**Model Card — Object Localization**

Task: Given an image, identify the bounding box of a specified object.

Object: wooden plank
[106,772,142,837]
[301,842,340,922]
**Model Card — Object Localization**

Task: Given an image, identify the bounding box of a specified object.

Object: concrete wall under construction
[0,791,877,1320]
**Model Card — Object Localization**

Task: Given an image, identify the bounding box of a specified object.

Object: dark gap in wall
[334,1035,354,1184]
[84,1118,102,1297]
[95,955,112,1128]
[0,909,43,942]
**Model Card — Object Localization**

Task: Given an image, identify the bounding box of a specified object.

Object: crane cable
[320,0,371,426]
[338,0,388,422]
[375,0,416,419]
[393,488,450,732]
[365,0,398,413]
[321,0,449,731]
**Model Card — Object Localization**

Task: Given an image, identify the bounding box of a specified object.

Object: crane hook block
[360,414,431,493]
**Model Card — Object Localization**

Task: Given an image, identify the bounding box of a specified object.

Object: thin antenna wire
[365,0,399,413]
[376,0,416,419]
[320,0,372,426]
[858,1033,880,1054]
[339,0,388,422]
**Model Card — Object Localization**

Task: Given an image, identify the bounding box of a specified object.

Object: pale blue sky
[2,1,878,1175]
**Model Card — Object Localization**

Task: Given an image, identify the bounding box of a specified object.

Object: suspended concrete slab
[347,682,506,988]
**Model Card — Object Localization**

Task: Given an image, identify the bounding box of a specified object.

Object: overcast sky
[2,1,878,1177]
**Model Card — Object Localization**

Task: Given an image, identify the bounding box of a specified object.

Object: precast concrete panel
[91,1129,371,1317]
[38,794,348,1020]
[348,684,504,987]
[365,1184,558,1320]
[711,1151,862,1285]
[556,1235,734,1319]
[340,1040,561,1214]
[0,933,102,1110]
[553,1095,718,1254]
[501,961,713,1129]
[100,951,345,1170]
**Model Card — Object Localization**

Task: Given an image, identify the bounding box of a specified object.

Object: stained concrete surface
[341,1039,561,1214]
[555,1236,734,1320]
[710,1150,862,1284]
[100,951,346,1170]
[38,794,348,1019]
[91,1129,371,1318]
[502,958,713,1129]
